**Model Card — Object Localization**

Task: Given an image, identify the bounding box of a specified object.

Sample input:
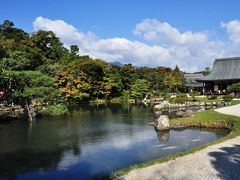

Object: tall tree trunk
[25,100,33,122]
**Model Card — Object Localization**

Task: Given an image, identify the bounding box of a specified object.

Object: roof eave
[197,78,240,82]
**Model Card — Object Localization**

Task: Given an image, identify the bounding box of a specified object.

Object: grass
[170,110,237,129]
[109,100,240,179]
[230,100,240,106]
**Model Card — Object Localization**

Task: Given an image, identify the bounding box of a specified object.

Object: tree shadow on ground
[209,144,240,180]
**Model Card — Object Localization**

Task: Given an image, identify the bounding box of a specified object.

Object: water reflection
[155,129,170,143]
[0,104,229,179]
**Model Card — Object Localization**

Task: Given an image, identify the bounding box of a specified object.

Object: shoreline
[116,135,240,180]
[110,100,240,179]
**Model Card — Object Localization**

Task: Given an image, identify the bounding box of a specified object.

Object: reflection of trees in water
[67,103,154,125]
[67,120,82,156]
[0,148,65,179]
[155,129,170,143]
[0,121,82,179]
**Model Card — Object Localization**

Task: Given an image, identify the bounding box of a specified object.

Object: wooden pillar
[202,82,205,96]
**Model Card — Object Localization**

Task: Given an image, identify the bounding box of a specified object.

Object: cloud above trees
[33,17,240,72]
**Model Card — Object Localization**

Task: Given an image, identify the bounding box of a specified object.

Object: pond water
[0,104,229,179]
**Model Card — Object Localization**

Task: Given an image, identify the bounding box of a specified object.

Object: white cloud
[33,17,240,72]
[221,20,240,44]
[33,17,171,67]
[88,38,170,66]
[33,16,96,47]
[133,18,208,46]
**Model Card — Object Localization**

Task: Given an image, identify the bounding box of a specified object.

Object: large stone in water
[155,115,170,130]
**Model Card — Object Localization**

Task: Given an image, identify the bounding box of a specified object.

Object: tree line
[0,20,186,112]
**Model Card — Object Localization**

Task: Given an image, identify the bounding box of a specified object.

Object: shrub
[121,90,130,101]
[190,91,200,97]
[223,95,234,103]
[40,104,68,116]
[192,97,198,102]
[175,97,188,104]
[152,90,161,96]
[208,95,218,100]
[163,93,171,100]
[110,97,122,103]
[175,94,189,104]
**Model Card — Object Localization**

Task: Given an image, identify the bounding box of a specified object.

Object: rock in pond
[149,115,170,130]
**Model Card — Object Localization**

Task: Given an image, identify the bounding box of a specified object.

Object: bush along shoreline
[39,104,68,116]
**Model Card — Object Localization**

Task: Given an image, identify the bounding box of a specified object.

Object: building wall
[204,80,240,94]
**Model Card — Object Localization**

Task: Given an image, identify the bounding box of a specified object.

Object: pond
[0,104,229,179]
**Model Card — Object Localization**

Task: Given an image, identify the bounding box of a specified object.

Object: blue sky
[2,0,240,71]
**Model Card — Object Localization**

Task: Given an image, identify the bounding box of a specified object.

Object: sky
[1,0,240,72]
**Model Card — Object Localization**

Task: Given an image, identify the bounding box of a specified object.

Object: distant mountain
[109,61,123,67]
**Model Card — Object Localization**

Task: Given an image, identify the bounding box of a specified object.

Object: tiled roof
[184,73,203,87]
[199,57,240,81]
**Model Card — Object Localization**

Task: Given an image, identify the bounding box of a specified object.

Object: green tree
[163,71,182,92]
[131,79,150,100]
[99,61,123,99]
[31,30,67,61]
[70,45,79,55]
[195,67,211,76]
[227,83,240,97]
[119,64,137,90]
[0,44,7,58]
[4,71,59,121]
[203,67,211,76]
[0,20,14,30]
[0,20,29,42]
[0,51,40,70]
[67,45,79,62]
[174,65,180,73]
[136,66,176,94]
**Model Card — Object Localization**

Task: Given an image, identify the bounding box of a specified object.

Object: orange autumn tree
[55,57,123,102]
[55,61,91,101]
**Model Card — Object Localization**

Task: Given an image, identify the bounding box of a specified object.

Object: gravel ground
[117,104,240,180]
[215,104,240,117]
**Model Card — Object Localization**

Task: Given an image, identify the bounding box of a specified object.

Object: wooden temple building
[184,73,204,93]
[197,57,240,94]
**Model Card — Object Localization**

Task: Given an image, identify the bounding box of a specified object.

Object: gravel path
[117,104,240,180]
[215,104,240,117]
